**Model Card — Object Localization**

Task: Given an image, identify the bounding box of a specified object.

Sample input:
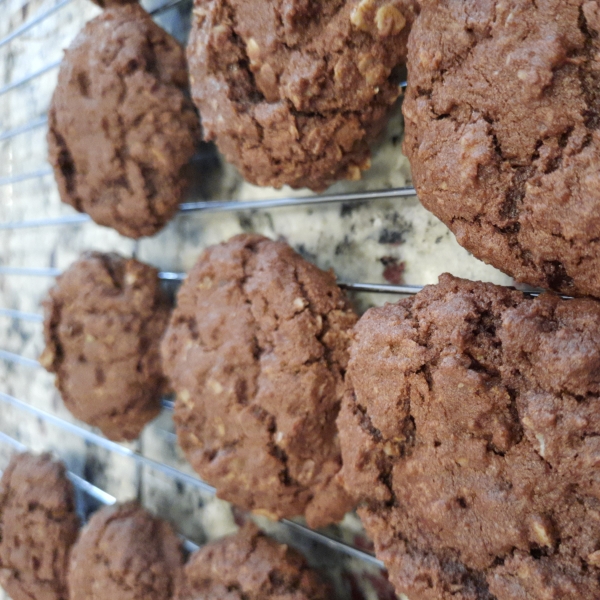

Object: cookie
[47,4,200,239]
[0,452,80,600]
[338,274,600,599]
[177,523,331,600]
[161,234,357,528]
[68,502,183,600]
[40,252,170,441]
[187,0,417,191]
[403,0,600,297]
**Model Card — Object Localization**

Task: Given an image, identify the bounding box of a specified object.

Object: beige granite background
[0,0,513,598]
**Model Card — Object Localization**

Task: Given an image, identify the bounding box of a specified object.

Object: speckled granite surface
[0,1,512,598]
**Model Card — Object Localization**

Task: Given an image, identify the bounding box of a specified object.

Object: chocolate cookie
[48,4,200,239]
[338,274,600,599]
[0,452,80,600]
[68,502,183,600]
[40,252,170,441]
[403,0,600,297]
[187,0,417,191]
[161,234,357,528]
[177,523,331,600]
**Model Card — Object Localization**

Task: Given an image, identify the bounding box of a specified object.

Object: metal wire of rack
[0,186,420,228]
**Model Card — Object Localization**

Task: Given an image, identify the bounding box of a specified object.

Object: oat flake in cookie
[68,502,183,600]
[161,234,357,528]
[403,0,600,297]
[177,523,332,600]
[0,452,80,600]
[187,0,417,191]
[338,274,600,600]
[40,252,170,441]
[47,4,200,239]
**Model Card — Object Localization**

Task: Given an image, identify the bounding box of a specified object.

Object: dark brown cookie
[187,0,417,191]
[338,274,600,600]
[403,0,600,298]
[48,4,200,239]
[68,502,183,600]
[0,452,80,600]
[40,252,170,441]
[161,234,357,528]
[177,523,332,600]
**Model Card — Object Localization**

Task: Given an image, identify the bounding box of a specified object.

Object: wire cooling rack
[0,0,429,592]
[0,0,526,597]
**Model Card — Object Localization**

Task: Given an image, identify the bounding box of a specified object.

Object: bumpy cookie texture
[187,0,417,191]
[0,452,80,600]
[68,502,183,600]
[338,274,600,600]
[403,0,600,297]
[161,234,357,528]
[40,252,170,441]
[177,523,331,600]
[47,4,200,239]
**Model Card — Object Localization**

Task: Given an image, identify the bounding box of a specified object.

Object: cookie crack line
[113,57,152,231]
[577,4,600,129]
[224,0,266,107]
[99,31,133,228]
[238,243,307,494]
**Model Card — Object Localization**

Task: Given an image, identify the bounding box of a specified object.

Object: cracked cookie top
[161,234,358,528]
[68,502,183,600]
[40,252,171,441]
[0,452,80,600]
[338,274,600,600]
[403,0,600,297]
[187,0,417,191]
[177,523,331,600]
[47,4,200,239]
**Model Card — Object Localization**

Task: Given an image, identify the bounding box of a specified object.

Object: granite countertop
[0,0,513,598]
